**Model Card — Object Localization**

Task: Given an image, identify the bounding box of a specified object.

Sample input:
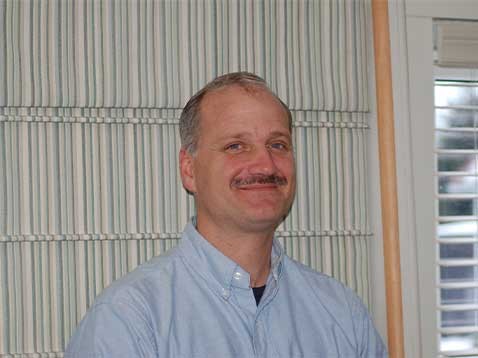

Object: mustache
[231,174,287,187]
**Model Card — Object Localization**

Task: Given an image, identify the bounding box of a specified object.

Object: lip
[235,184,280,190]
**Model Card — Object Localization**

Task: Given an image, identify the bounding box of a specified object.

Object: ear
[179,148,197,194]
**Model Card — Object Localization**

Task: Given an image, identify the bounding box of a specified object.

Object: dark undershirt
[252,285,266,306]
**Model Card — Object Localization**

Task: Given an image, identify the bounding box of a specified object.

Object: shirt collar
[178,219,284,298]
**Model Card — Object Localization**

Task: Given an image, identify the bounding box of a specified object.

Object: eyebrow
[217,130,291,142]
[268,131,292,138]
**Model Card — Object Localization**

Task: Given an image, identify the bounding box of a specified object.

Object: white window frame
[388,1,478,357]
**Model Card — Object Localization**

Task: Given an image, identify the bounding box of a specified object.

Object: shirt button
[221,287,230,299]
[233,271,242,280]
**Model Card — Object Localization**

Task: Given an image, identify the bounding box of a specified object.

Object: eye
[268,141,290,151]
[224,142,245,153]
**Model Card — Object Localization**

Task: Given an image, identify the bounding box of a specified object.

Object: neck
[196,218,275,287]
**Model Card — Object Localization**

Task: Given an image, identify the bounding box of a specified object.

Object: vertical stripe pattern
[0,0,372,356]
[0,0,368,111]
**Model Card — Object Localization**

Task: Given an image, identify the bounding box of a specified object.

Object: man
[66,72,387,357]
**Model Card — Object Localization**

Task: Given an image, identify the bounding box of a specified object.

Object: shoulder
[282,255,358,305]
[94,244,183,307]
[66,245,185,357]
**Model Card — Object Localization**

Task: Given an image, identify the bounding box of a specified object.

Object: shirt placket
[252,274,280,358]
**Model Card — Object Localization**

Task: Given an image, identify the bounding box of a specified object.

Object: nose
[248,146,279,175]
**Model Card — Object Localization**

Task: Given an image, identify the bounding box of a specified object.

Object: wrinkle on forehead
[200,85,289,122]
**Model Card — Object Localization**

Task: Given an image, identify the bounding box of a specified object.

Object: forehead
[199,85,290,132]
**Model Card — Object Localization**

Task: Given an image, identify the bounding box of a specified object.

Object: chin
[240,220,281,234]
[242,210,286,229]
[230,196,292,229]
[239,193,290,208]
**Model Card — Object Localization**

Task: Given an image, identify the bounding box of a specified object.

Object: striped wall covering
[0,0,372,356]
[0,0,368,111]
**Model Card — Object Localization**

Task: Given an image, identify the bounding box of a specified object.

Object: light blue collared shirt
[66,221,387,357]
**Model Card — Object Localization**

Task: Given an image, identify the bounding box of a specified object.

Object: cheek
[219,157,250,177]
[275,156,296,176]
[200,160,240,188]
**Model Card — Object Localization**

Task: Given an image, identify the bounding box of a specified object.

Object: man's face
[180,85,296,234]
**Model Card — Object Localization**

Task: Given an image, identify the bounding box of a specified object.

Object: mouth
[236,183,280,191]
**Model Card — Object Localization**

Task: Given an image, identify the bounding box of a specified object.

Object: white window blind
[0,1,375,355]
[435,77,478,357]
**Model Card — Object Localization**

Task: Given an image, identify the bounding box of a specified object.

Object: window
[435,73,478,356]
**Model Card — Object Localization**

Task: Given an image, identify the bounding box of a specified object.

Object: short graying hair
[179,72,292,154]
